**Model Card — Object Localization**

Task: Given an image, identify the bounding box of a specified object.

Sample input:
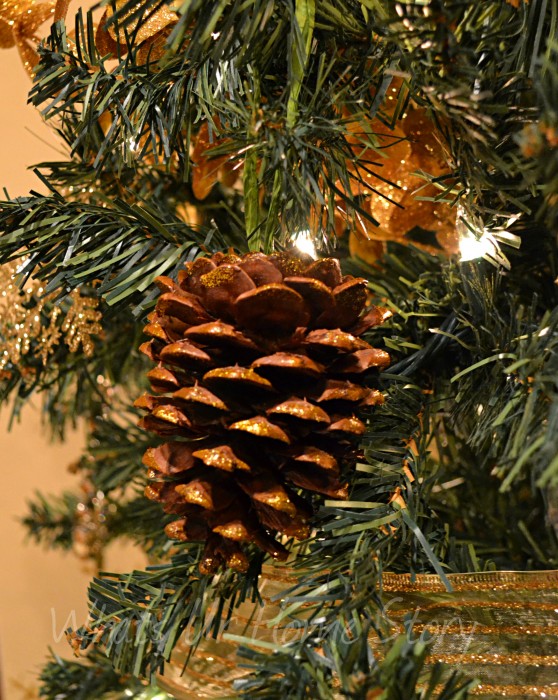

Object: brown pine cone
[136,251,391,574]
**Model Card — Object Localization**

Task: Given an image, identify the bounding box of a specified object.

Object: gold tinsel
[0,260,102,377]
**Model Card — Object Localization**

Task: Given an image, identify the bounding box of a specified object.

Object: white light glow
[457,206,522,268]
[293,229,317,259]
[459,230,498,261]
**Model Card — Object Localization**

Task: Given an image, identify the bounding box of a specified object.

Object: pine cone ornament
[136,251,391,574]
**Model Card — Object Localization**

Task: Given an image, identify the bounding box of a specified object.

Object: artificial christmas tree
[1,0,558,698]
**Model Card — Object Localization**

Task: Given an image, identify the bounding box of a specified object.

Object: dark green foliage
[22,488,172,560]
[74,549,265,678]
[23,491,81,551]
[371,1,543,218]
[38,649,168,699]
[236,634,475,699]
[2,0,558,696]
[0,195,221,311]
[517,40,558,228]
[357,238,558,569]
[22,406,173,559]
[28,3,390,248]
[79,409,155,493]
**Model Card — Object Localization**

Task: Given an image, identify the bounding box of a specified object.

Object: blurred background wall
[0,46,145,699]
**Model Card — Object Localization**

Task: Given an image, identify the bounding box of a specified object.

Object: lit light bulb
[459,229,498,262]
[457,206,521,269]
[293,229,317,259]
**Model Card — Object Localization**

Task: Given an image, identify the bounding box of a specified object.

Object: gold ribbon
[155,569,558,699]
[95,0,177,62]
[381,570,558,698]
[381,569,558,592]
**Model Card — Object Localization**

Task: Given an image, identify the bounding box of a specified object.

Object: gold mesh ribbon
[381,570,558,698]
[157,569,558,699]
[157,567,300,699]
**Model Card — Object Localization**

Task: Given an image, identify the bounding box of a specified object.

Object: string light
[459,228,500,262]
[293,229,317,259]
[457,207,522,268]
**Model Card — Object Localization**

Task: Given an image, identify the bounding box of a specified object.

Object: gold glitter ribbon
[381,570,558,592]
[155,569,558,699]
[95,0,177,62]
[381,570,558,698]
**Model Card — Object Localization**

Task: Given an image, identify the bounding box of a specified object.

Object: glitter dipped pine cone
[136,251,391,574]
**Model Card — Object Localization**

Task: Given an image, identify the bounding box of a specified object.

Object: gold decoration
[153,569,558,699]
[2,0,178,75]
[104,0,176,45]
[0,0,56,74]
[71,476,109,570]
[381,569,558,592]
[470,685,558,697]
[429,652,558,665]
[380,570,558,698]
[337,78,459,264]
[95,0,178,62]
[0,260,102,377]
[191,119,240,201]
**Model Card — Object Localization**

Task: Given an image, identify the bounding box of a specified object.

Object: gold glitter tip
[213,521,250,541]
[268,399,330,424]
[228,416,291,443]
[193,445,251,472]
